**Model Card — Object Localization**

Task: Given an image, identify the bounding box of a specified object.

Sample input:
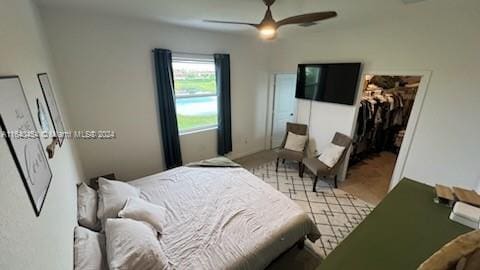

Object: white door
[272,74,297,148]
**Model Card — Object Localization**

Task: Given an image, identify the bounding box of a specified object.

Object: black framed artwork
[37,73,65,146]
[0,76,53,216]
[36,98,50,133]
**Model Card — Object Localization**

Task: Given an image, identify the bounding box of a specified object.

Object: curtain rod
[173,51,214,57]
[151,49,215,57]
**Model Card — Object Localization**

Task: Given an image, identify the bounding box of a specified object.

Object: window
[172,56,217,134]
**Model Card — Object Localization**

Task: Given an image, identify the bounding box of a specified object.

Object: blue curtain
[214,54,232,155]
[153,49,182,169]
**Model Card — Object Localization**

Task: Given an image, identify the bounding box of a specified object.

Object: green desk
[318,179,472,270]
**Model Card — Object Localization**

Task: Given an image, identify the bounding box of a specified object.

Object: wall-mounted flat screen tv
[295,63,361,105]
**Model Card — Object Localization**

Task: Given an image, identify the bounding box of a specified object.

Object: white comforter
[130,166,320,270]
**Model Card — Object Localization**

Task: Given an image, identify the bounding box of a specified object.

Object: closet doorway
[344,74,425,205]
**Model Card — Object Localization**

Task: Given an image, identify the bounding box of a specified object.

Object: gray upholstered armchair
[301,132,352,191]
[275,122,308,175]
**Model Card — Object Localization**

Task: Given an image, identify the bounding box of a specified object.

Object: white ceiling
[34,0,432,35]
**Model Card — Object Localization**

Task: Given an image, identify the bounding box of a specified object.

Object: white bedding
[130,166,321,270]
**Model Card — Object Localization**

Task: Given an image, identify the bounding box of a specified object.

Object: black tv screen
[295,63,361,105]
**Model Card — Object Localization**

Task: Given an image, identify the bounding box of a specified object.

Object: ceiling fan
[204,0,337,40]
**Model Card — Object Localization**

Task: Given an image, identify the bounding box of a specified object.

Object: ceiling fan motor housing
[263,0,276,7]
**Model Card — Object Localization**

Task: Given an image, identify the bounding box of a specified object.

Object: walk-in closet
[344,75,421,204]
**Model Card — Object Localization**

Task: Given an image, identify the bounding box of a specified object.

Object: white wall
[0,0,85,269]
[38,0,480,190]
[270,0,480,189]
[40,8,270,180]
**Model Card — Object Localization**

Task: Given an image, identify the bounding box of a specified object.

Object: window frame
[172,55,218,135]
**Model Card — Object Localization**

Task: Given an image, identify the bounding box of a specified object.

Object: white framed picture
[0,76,52,216]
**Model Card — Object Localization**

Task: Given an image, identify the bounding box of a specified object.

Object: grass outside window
[172,59,218,133]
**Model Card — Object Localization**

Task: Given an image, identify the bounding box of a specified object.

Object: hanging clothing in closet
[351,83,418,161]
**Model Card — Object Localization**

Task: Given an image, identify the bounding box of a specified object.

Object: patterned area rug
[250,160,374,257]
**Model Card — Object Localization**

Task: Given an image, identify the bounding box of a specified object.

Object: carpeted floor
[250,160,374,257]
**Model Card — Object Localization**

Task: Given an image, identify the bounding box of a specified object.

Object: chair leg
[282,159,285,164]
[298,162,303,177]
[313,175,318,192]
[334,175,338,189]
[275,158,279,172]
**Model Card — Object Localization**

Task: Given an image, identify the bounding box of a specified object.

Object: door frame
[265,73,298,150]
[348,69,432,191]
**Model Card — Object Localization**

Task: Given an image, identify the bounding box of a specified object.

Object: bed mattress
[130,166,320,270]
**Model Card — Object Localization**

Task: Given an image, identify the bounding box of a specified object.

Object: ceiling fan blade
[276,11,337,27]
[203,20,259,28]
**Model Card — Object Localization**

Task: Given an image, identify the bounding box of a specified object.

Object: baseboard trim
[228,147,267,161]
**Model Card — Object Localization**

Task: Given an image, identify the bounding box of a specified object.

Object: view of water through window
[172,60,218,132]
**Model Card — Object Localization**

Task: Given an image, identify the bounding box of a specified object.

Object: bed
[125,165,321,269]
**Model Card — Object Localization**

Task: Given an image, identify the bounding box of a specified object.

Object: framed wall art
[36,98,50,133]
[0,76,53,216]
[38,73,65,146]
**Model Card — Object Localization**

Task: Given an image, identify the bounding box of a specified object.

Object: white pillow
[284,132,308,152]
[77,183,100,231]
[105,218,170,270]
[118,197,166,234]
[74,226,108,270]
[97,178,141,228]
[318,143,346,168]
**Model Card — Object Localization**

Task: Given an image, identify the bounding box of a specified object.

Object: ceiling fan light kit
[204,0,337,40]
[259,26,277,40]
